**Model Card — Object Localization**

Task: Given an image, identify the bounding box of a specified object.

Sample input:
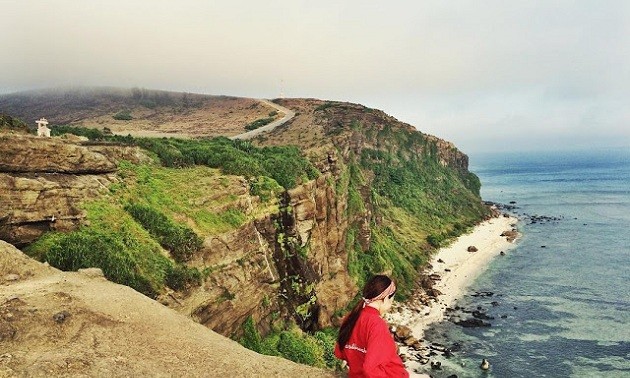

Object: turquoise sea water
[419,148,630,378]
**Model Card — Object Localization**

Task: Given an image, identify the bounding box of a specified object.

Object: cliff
[0,240,333,377]
[0,134,149,247]
[0,89,490,370]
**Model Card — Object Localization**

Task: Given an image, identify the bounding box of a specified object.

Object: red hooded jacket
[334,307,409,377]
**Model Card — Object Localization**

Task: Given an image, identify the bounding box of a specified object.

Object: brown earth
[0,240,335,378]
[0,87,281,138]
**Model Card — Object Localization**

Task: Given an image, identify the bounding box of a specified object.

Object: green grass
[239,318,341,370]
[124,203,203,263]
[51,127,319,191]
[25,201,177,298]
[245,116,275,131]
[117,163,249,235]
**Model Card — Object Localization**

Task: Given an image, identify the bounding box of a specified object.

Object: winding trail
[230,99,295,140]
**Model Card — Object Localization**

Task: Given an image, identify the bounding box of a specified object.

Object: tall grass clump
[26,225,169,298]
[124,203,203,263]
[239,318,340,370]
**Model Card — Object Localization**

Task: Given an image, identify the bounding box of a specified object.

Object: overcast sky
[2,1,629,155]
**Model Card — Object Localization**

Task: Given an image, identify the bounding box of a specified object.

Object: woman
[334,275,409,377]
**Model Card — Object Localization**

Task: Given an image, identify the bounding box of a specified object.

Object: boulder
[394,324,413,341]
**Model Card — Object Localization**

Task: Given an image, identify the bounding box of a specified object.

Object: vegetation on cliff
[25,131,319,299]
[240,316,342,370]
[323,119,490,298]
[3,93,491,372]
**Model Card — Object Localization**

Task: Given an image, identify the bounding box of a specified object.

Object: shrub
[240,316,263,353]
[124,203,203,262]
[238,319,334,370]
[245,117,275,131]
[51,125,105,140]
[47,131,320,191]
[250,176,283,202]
[113,109,133,120]
[39,229,163,297]
[275,329,326,368]
[165,264,202,291]
[0,114,29,133]
[314,330,343,369]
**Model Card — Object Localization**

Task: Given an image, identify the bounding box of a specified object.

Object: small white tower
[36,118,50,137]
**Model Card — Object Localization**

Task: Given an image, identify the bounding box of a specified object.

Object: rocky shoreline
[384,213,520,377]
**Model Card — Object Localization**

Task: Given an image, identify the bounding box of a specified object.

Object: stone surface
[0,134,147,246]
[0,241,333,377]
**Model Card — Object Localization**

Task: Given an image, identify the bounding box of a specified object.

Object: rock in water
[480,358,490,370]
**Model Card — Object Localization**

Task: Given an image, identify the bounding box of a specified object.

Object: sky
[2,0,629,155]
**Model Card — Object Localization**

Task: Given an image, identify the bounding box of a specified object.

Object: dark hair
[337,275,393,348]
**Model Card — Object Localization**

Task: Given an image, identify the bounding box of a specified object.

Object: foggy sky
[2,1,629,155]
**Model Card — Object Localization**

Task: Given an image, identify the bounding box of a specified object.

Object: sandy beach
[387,215,518,376]
[413,215,517,336]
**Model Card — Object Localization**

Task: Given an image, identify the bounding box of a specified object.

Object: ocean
[419,148,630,378]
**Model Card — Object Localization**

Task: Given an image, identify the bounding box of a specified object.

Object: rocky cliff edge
[0,240,334,377]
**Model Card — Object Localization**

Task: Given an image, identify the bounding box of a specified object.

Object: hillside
[0,87,281,138]
[0,88,491,372]
[0,240,334,377]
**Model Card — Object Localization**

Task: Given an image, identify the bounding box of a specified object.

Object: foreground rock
[0,241,333,377]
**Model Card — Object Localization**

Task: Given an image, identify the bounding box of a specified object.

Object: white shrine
[36,118,51,137]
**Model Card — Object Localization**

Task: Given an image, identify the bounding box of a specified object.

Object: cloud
[1,0,629,152]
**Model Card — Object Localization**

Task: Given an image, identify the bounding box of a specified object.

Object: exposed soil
[0,241,335,378]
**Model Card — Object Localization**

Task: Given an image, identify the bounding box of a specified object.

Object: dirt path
[230,100,295,140]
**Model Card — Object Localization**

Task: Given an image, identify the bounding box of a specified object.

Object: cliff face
[173,173,355,335]
[0,134,148,247]
[175,99,484,336]
[0,96,487,341]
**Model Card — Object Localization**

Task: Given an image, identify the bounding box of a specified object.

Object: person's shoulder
[363,309,388,329]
